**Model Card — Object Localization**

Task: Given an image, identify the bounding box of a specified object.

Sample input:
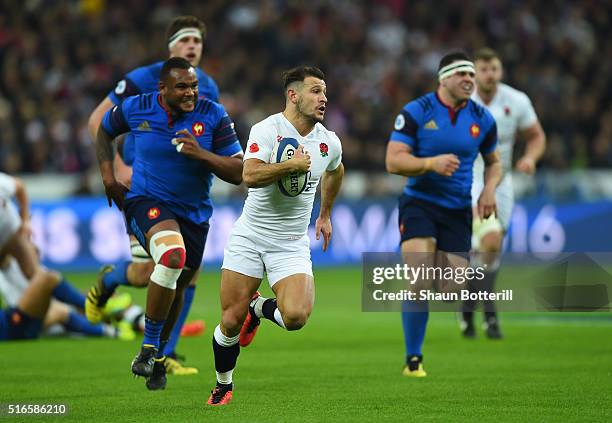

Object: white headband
[168,27,202,49]
[438,60,475,81]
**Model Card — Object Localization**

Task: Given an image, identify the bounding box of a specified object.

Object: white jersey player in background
[0,173,38,280]
[461,48,546,338]
[207,66,344,405]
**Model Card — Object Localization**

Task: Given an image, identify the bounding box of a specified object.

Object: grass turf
[1,267,611,422]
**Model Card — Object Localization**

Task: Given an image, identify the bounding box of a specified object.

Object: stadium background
[1,1,611,421]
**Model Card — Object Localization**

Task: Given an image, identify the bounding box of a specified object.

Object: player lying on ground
[0,255,133,341]
[0,172,133,341]
[207,66,344,405]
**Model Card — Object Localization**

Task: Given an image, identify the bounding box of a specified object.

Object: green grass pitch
[1,268,611,422]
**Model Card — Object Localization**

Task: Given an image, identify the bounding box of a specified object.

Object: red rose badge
[319,143,329,157]
[249,143,259,153]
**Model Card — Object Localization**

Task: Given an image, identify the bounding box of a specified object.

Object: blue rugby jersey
[389,92,498,209]
[108,61,220,166]
[101,93,242,224]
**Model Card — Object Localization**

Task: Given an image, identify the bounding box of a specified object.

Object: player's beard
[296,97,322,124]
[167,95,196,113]
[477,80,495,95]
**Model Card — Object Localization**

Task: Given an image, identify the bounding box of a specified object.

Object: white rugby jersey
[240,113,342,239]
[472,83,538,182]
[0,172,16,199]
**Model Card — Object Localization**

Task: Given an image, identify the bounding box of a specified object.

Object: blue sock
[102,261,131,292]
[143,316,165,349]
[52,278,87,308]
[66,311,105,336]
[163,285,196,357]
[401,301,429,357]
[157,339,169,359]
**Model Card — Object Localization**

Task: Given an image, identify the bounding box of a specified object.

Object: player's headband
[438,60,475,81]
[168,28,202,49]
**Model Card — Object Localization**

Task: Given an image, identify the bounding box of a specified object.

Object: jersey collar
[435,90,467,125]
[280,112,317,139]
[157,94,190,128]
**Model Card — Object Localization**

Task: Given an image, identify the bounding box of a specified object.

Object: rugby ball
[271,137,309,197]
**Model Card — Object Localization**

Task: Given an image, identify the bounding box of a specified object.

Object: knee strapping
[149,231,186,290]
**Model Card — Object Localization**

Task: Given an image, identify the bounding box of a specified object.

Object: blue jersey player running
[86,16,219,376]
[94,57,243,390]
[385,52,502,377]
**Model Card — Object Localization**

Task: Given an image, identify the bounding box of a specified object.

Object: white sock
[273,308,286,329]
[251,296,266,319]
[216,369,234,385]
[213,324,239,347]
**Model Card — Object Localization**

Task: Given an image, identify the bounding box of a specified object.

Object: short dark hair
[438,51,472,71]
[474,47,500,62]
[160,57,192,81]
[281,66,325,90]
[166,15,207,44]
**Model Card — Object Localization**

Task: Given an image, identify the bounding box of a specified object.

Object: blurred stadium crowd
[0,0,610,177]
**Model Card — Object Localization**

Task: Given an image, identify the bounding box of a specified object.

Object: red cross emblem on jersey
[192,122,205,137]
[148,207,160,220]
[470,124,480,138]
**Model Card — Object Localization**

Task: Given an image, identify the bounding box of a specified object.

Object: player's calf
[127,261,155,287]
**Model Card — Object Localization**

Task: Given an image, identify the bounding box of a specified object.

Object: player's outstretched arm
[516,121,546,174]
[316,163,344,252]
[478,150,503,219]
[386,141,459,177]
[242,146,311,188]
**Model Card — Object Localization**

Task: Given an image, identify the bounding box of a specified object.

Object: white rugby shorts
[222,219,313,287]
